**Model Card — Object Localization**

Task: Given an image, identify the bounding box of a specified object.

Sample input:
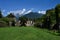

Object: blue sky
[0,0,60,16]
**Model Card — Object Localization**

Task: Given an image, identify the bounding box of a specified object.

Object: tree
[40,9,56,29]
[42,10,51,29]
[19,17,28,26]
[42,16,51,29]
[6,13,15,18]
[0,10,3,18]
[6,13,16,26]
[55,4,60,30]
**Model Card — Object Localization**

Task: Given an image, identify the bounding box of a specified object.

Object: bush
[0,21,8,27]
[34,23,42,28]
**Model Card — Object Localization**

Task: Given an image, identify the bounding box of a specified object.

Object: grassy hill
[0,27,60,40]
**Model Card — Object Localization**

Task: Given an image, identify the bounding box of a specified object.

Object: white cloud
[38,11,40,13]
[2,10,6,15]
[7,10,22,15]
[38,11,46,14]
[20,9,26,14]
[7,9,33,16]
[7,9,26,15]
[25,10,32,14]
[24,8,33,14]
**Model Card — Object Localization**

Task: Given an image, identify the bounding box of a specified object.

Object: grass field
[0,27,60,40]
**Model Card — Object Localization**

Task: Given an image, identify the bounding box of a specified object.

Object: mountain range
[22,12,44,19]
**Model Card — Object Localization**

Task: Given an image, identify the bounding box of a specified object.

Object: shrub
[0,21,8,27]
[34,23,42,28]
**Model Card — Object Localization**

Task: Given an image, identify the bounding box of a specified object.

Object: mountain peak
[22,12,44,19]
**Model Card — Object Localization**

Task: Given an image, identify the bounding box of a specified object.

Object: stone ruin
[8,18,35,27]
[25,20,35,26]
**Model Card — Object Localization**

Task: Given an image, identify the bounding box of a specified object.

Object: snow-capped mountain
[7,9,33,17]
[7,9,45,19]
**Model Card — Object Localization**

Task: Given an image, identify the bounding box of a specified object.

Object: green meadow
[0,27,60,40]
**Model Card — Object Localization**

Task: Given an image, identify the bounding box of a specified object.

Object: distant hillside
[23,12,44,19]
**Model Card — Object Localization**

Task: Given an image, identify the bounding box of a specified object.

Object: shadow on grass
[47,30,60,36]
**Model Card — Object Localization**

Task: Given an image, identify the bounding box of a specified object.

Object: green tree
[42,16,51,29]
[55,4,60,30]
[19,17,28,26]
[0,10,3,18]
[6,13,16,26]
[6,13,15,18]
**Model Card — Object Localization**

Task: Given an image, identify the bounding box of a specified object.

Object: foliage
[42,16,51,29]
[34,23,42,28]
[0,21,8,27]
[55,4,60,31]
[0,10,3,18]
[19,17,28,26]
[39,4,60,30]
[6,13,15,18]
[0,17,15,22]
